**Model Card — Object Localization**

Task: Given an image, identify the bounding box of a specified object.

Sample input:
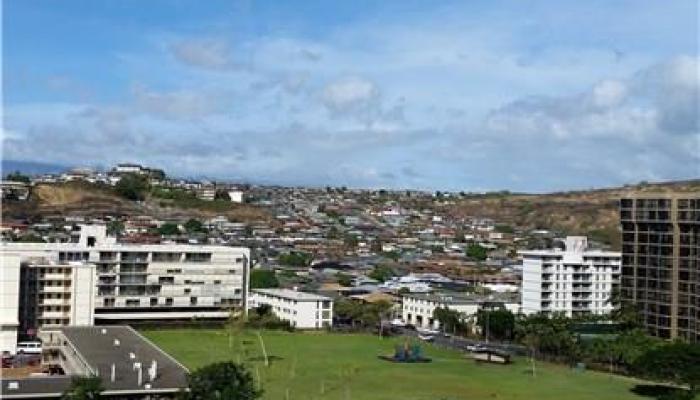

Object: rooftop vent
[101,328,107,335]
[113,339,120,347]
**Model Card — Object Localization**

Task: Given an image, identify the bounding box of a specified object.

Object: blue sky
[3,0,699,192]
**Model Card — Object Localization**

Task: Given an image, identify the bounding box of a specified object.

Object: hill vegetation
[446,180,700,250]
[2,181,272,223]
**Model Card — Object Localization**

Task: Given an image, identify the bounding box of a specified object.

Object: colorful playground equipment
[379,340,432,363]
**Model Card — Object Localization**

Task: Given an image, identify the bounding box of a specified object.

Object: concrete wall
[0,254,21,354]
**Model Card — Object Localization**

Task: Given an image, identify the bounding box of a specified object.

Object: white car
[16,341,42,355]
[466,344,486,353]
[390,319,406,327]
[418,334,435,342]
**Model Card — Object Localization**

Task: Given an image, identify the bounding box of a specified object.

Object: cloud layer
[3,1,698,191]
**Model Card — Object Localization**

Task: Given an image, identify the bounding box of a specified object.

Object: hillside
[446,179,700,249]
[2,182,273,223]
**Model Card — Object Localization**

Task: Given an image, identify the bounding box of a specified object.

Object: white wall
[249,291,333,329]
[71,266,96,326]
[0,254,21,354]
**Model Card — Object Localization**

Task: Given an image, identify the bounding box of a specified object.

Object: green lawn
[143,328,650,400]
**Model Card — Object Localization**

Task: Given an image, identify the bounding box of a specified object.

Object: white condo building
[249,289,333,329]
[0,224,250,353]
[520,236,621,317]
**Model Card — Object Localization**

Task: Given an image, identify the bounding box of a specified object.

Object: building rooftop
[252,288,332,302]
[403,291,519,305]
[60,326,188,392]
[2,326,188,399]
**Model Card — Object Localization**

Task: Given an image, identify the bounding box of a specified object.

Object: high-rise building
[620,194,699,342]
[520,236,621,317]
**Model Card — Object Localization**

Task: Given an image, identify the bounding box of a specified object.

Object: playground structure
[379,340,431,363]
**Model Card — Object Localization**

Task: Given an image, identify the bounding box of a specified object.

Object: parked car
[418,334,435,342]
[16,341,42,355]
[466,344,486,352]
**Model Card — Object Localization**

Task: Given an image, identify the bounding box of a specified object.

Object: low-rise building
[249,288,333,329]
[401,292,520,330]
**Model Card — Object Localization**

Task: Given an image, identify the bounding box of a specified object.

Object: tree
[433,307,466,334]
[183,361,262,400]
[631,343,700,398]
[334,299,392,330]
[15,233,45,243]
[5,171,30,183]
[343,234,359,249]
[62,375,103,400]
[184,218,205,233]
[466,244,488,261]
[368,265,394,283]
[214,190,231,201]
[106,220,124,236]
[114,173,148,201]
[337,273,353,287]
[278,252,312,267]
[249,270,279,289]
[158,222,180,236]
[477,309,515,341]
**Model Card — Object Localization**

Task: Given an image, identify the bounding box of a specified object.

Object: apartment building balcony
[119,265,148,273]
[119,275,147,284]
[96,268,117,275]
[120,252,149,263]
[40,273,71,281]
[572,283,592,290]
[40,298,70,306]
[98,288,116,296]
[99,253,118,262]
[98,277,117,285]
[41,286,70,294]
[572,293,591,300]
[40,311,70,319]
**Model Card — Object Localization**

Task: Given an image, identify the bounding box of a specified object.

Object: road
[400,328,528,356]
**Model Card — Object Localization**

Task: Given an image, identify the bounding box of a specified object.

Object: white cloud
[170,39,234,70]
[484,57,699,142]
[131,85,225,119]
[321,76,380,113]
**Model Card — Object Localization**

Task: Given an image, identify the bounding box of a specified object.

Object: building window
[190,297,198,305]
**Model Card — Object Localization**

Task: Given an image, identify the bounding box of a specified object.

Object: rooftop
[2,326,188,399]
[252,288,332,302]
[403,291,519,305]
[59,326,188,392]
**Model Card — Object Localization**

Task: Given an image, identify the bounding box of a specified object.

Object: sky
[2,0,699,192]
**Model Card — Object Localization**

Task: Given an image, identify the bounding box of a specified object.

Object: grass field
[143,328,651,400]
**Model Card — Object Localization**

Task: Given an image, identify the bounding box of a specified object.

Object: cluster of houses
[3,163,246,203]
